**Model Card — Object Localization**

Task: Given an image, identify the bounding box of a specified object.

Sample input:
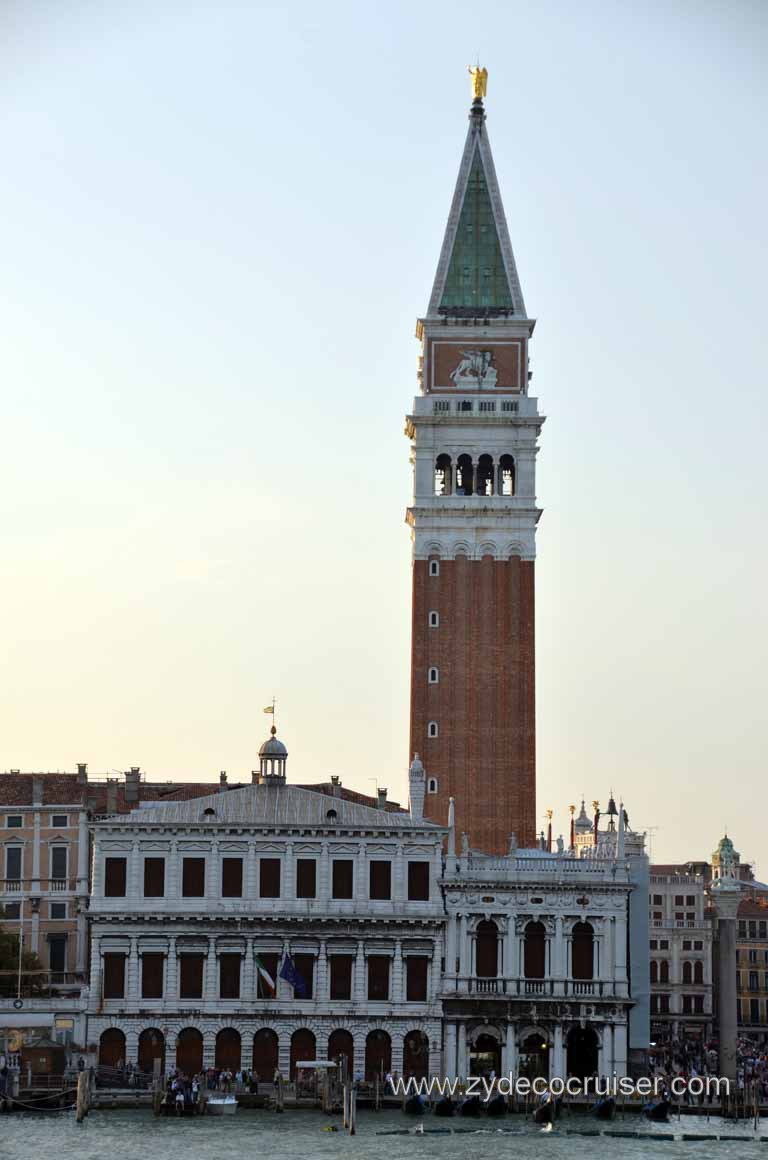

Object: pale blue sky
[1,1,766,871]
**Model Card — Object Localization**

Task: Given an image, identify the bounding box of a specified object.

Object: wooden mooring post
[348,1083,357,1135]
[75,1070,90,1123]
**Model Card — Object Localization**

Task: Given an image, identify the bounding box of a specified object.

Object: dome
[259,726,287,758]
[574,799,592,832]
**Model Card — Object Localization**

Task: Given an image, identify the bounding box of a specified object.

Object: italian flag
[255,956,275,995]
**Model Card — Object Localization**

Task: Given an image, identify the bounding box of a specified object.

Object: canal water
[1,1110,766,1160]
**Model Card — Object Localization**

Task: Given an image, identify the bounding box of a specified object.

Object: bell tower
[405,73,544,854]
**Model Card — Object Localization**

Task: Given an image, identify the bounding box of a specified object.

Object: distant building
[647,862,714,1046]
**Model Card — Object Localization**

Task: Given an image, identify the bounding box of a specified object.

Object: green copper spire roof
[440,150,513,310]
[427,101,527,318]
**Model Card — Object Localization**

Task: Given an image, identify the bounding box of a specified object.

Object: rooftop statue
[468,65,488,101]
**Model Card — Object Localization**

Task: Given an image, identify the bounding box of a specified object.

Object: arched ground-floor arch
[328,1029,354,1080]
[290,1028,316,1080]
[216,1027,241,1071]
[176,1027,203,1076]
[403,1030,430,1079]
[470,1032,501,1078]
[99,1028,125,1068]
[566,1025,599,1079]
[365,1029,391,1080]
[519,1031,549,1081]
[252,1028,279,1081]
[137,1027,165,1074]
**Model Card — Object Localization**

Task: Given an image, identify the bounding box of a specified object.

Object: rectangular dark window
[51,814,68,827]
[48,934,67,974]
[219,953,241,999]
[182,857,205,897]
[50,902,66,919]
[329,955,353,1000]
[6,816,23,828]
[369,861,391,901]
[683,995,692,1014]
[179,954,204,999]
[659,994,670,1013]
[652,894,662,905]
[367,954,390,1000]
[750,998,760,1023]
[256,952,279,998]
[674,895,684,905]
[686,895,695,906]
[406,956,429,1001]
[694,940,703,950]
[103,952,126,999]
[407,862,430,901]
[5,847,22,880]
[694,995,704,1014]
[4,902,20,919]
[143,858,165,898]
[104,857,127,897]
[259,858,280,898]
[749,971,759,991]
[332,859,353,899]
[296,859,316,899]
[294,953,314,999]
[50,847,67,880]
[222,858,243,898]
[141,953,165,999]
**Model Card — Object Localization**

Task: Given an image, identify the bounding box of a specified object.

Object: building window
[750,998,760,1024]
[429,611,439,627]
[659,960,670,983]
[674,895,684,905]
[694,940,703,950]
[51,815,68,828]
[686,895,695,906]
[659,994,670,1014]
[427,721,438,738]
[428,667,439,684]
[219,954,241,999]
[50,847,67,881]
[259,858,281,899]
[650,940,657,950]
[103,953,126,999]
[182,857,205,898]
[3,902,20,919]
[294,954,314,999]
[478,400,496,412]
[48,934,67,975]
[653,894,662,906]
[749,971,759,991]
[141,953,164,999]
[501,400,518,413]
[329,955,353,1000]
[332,859,353,899]
[427,777,438,794]
[104,857,127,898]
[683,941,691,951]
[367,955,390,1000]
[50,902,67,919]
[143,858,165,898]
[369,861,392,901]
[5,816,23,828]
[429,560,439,577]
[179,954,204,999]
[296,858,317,899]
[660,940,669,950]
[406,956,429,1001]
[5,847,22,881]
[407,861,430,901]
[221,857,243,898]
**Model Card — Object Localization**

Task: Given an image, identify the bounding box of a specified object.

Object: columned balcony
[444,975,628,1000]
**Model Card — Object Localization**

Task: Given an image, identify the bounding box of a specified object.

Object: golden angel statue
[468,65,488,100]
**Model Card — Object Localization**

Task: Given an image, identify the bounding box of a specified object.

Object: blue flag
[279,952,308,998]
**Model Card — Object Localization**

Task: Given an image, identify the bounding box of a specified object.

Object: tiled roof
[0,773,83,807]
[738,897,768,916]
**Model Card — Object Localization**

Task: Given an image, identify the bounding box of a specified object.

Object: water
[0,1109,765,1160]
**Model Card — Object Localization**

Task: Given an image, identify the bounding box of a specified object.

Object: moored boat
[206,1095,238,1115]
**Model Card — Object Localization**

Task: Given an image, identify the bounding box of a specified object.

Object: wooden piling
[349,1084,357,1135]
[76,1070,89,1123]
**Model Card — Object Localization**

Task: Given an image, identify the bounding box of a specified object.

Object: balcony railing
[0,971,86,998]
[450,976,623,999]
[0,878,79,895]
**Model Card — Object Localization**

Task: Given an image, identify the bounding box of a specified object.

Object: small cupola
[255,726,288,785]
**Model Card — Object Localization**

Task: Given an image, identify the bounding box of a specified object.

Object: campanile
[406,72,544,854]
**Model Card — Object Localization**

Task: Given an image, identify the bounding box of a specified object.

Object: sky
[1,1,766,873]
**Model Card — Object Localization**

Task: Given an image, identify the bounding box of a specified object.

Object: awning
[0,1014,55,1029]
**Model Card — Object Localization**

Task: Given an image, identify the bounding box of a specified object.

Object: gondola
[434,1097,456,1117]
[485,1093,507,1116]
[591,1096,615,1121]
[458,1094,482,1116]
[404,1094,426,1115]
[643,1096,671,1122]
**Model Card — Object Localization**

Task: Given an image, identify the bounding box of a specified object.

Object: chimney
[376,786,388,810]
[219,770,227,792]
[106,779,118,814]
[408,754,425,822]
[32,775,43,806]
[124,767,141,805]
[10,768,20,774]
[330,775,342,798]
[77,763,88,786]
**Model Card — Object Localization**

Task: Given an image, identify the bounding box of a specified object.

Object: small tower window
[427,778,438,795]
[427,721,438,738]
[498,454,516,496]
[434,453,452,496]
[429,560,440,577]
[428,667,439,684]
[428,611,439,628]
